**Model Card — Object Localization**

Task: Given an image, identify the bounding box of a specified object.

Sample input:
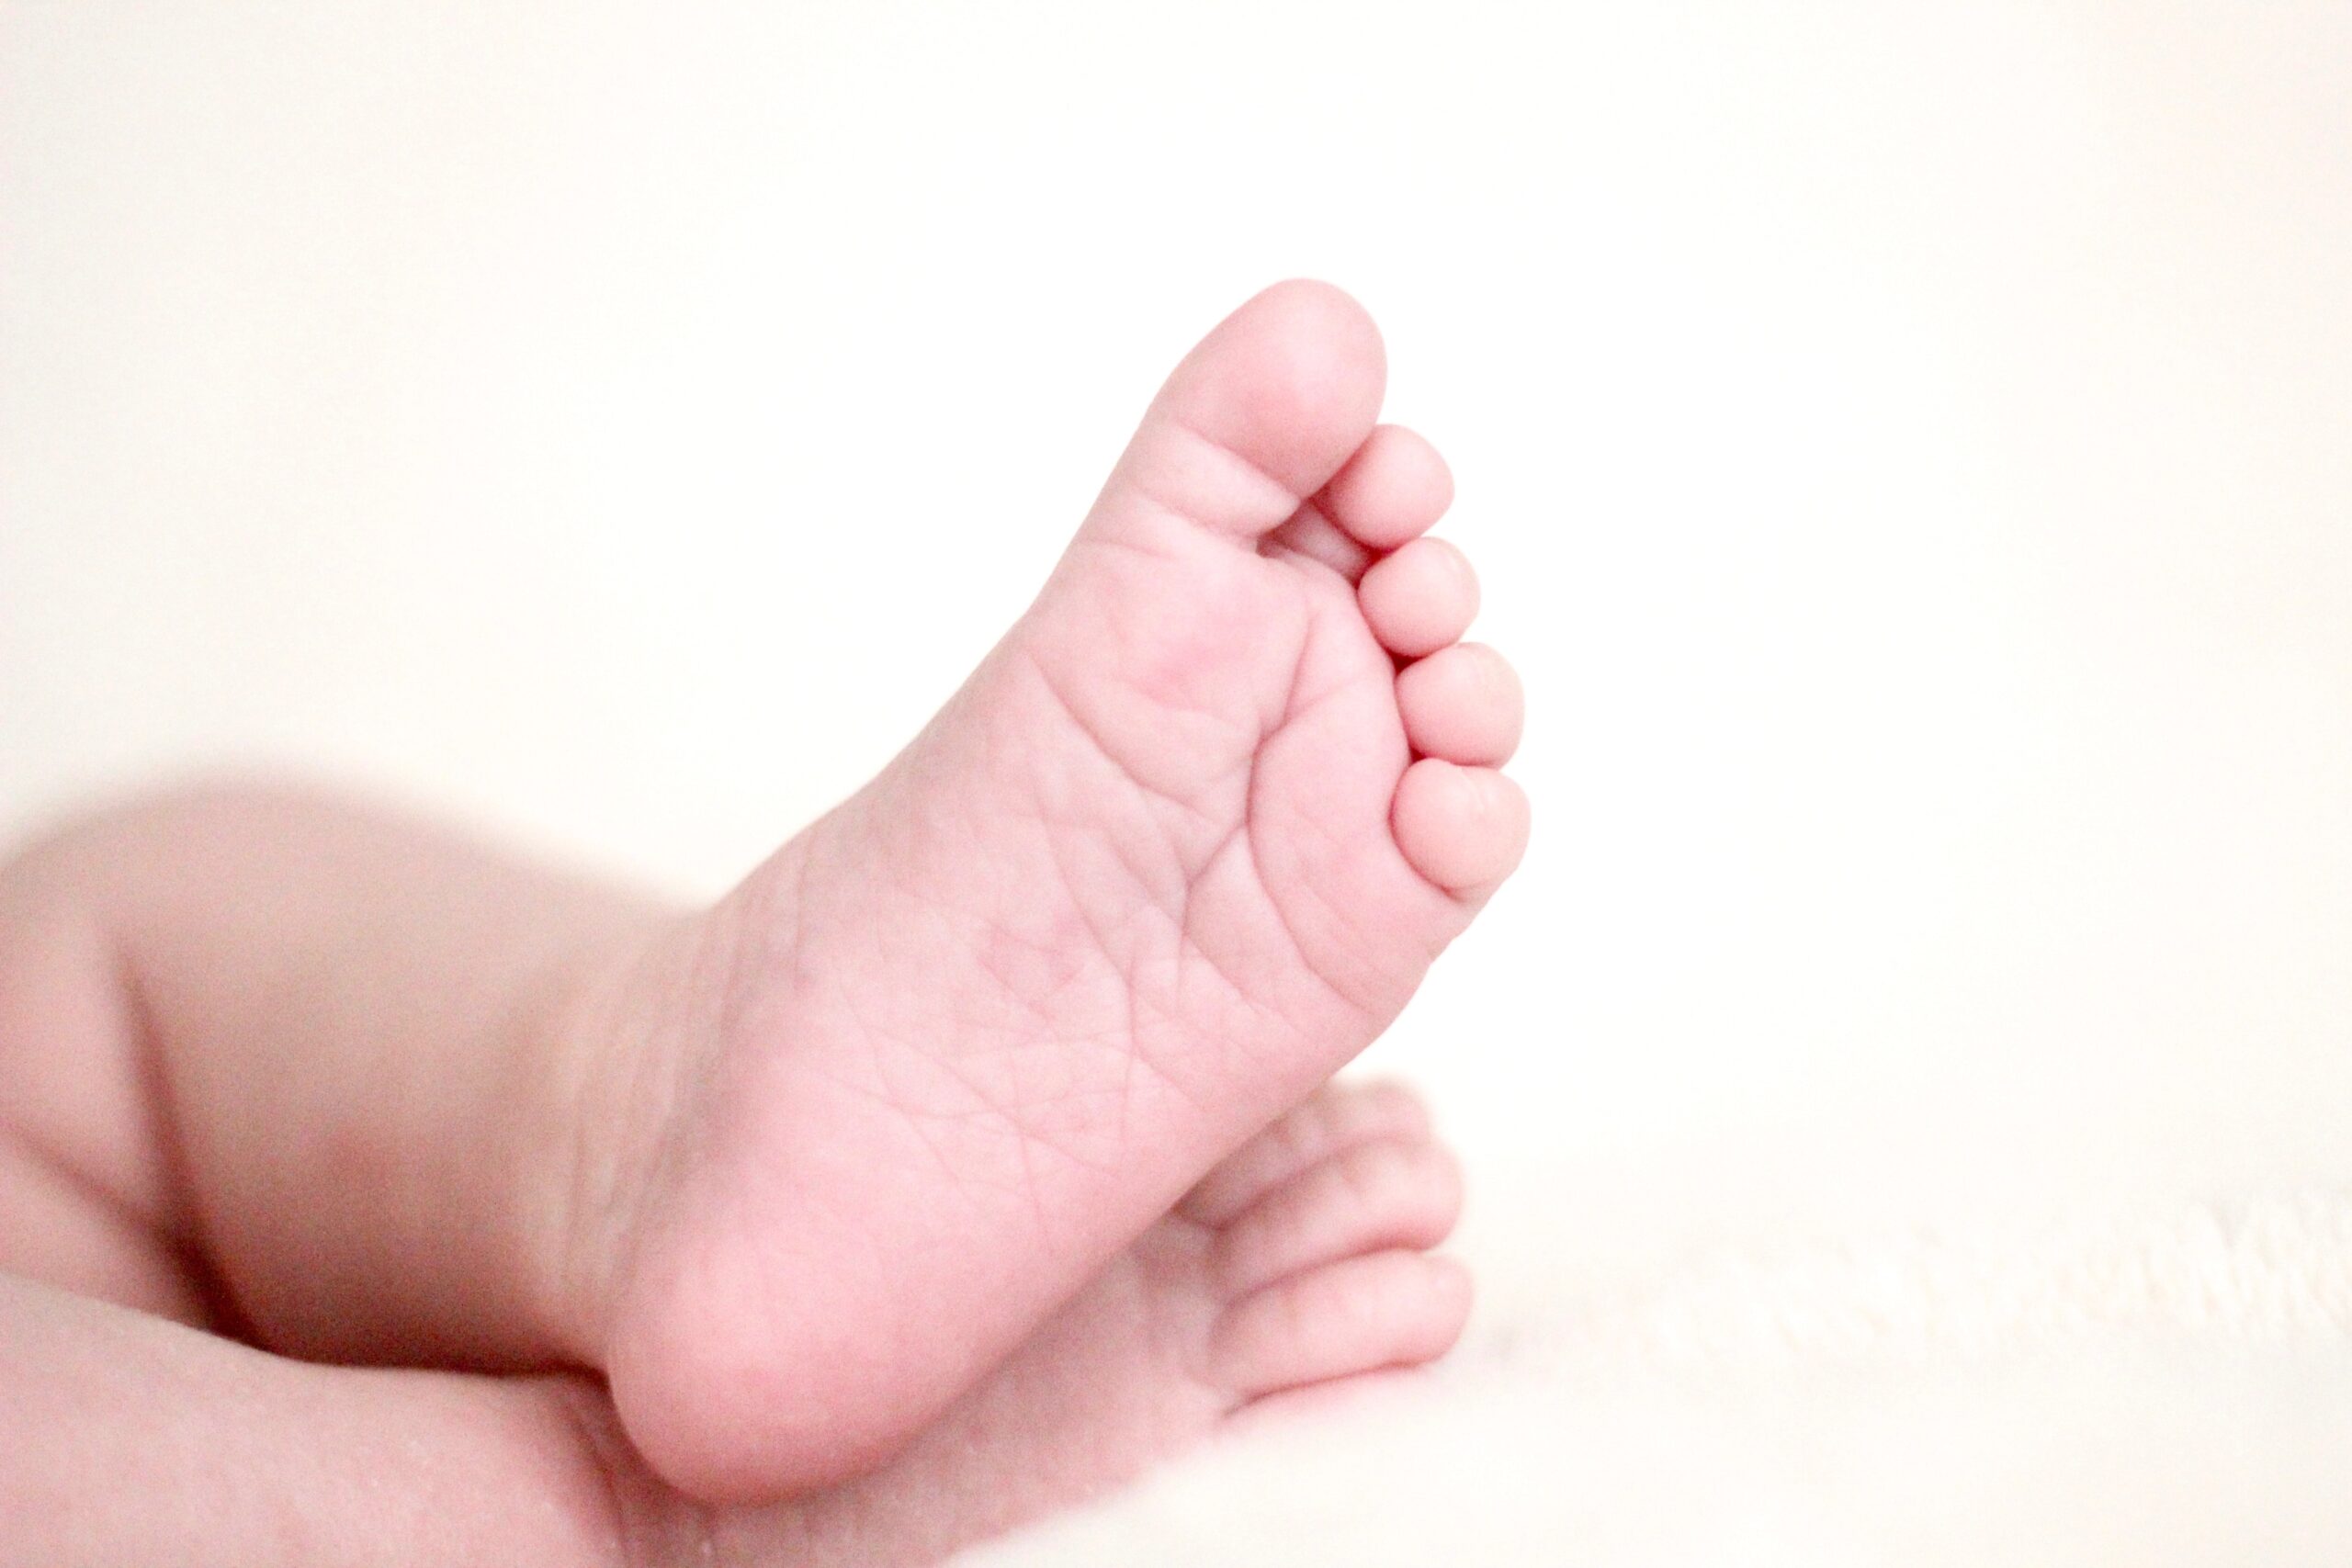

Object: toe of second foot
[1208,1250,1474,1398]
[1208,1136,1464,1299]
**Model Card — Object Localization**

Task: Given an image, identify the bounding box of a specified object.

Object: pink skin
[2,1079,1468,1567]
[0,280,1525,1550]
[691,1080,1472,1568]
[586,280,1527,1498]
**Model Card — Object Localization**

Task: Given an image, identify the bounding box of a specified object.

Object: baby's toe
[1179,1081,1430,1227]
[1359,536,1480,658]
[1207,1251,1472,1398]
[1316,424,1454,553]
[1396,641,1522,766]
[1208,1136,1463,1299]
[1391,759,1531,895]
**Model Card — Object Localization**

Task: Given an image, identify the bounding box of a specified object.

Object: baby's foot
[614,1081,1471,1566]
[571,281,1529,1499]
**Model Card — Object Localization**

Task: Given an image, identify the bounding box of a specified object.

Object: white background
[5,1,2348,1311]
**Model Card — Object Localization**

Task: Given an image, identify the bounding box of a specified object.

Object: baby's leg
[3,1077,1474,1568]
[0,782,661,1370]
[0,1270,646,1568]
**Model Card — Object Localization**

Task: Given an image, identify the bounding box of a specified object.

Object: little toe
[1208,1251,1473,1398]
[1316,424,1454,552]
[1209,1137,1464,1300]
[1359,537,1480,658]
[1179,1081,1432,1228]
[1396,643,1524,766]
[1392,759,1532,895]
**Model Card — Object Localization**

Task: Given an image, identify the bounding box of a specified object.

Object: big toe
[1094,279,1388,546]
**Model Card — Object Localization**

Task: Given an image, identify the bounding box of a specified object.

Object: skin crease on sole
[584,279,1530,1502]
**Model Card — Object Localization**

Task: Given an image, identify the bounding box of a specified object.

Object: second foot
[604,1081,1472,1566]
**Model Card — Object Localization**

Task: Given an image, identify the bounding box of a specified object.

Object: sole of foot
[583,280,1528,1501]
